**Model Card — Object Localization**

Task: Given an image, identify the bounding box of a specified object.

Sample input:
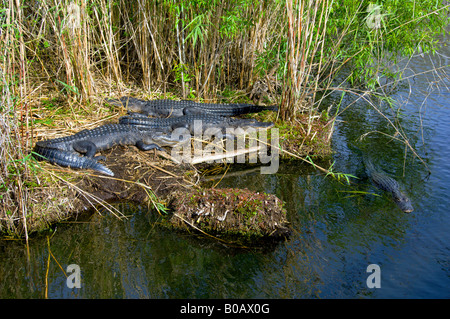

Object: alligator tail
[261,104,279,112]
[104,97,146,110]
[226,104,278,116]
[33,145,114,176]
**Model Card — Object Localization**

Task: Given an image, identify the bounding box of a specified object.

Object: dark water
[1,46,449,300]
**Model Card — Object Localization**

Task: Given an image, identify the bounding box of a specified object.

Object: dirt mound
[77,145,193,205]
[166,187,291,242]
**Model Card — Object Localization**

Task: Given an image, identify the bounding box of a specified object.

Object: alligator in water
[33,124,188,176]
[118,114,274,135]
[105,96,278,117]
[363,155,414,213]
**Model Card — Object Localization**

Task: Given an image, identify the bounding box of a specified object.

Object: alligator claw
[93,155,107,161]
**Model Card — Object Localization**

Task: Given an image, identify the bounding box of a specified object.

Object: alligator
[105,96,278,118]
[33,124,189,176]
[118,114,274,135]
[363,155,414,213]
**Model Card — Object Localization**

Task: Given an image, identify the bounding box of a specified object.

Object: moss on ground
[165,187,290,244]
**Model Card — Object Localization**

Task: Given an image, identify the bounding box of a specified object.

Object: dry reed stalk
[0,1,33,242]
[92,0,123,87]
[282,0,331,126]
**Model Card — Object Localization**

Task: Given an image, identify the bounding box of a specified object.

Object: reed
[1,1,31,240]
[281,0,332,124]
[7,1,447,106]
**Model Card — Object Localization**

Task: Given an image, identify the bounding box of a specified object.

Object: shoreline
[0,96,333,240]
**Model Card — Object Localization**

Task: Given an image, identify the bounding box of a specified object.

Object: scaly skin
[118,114,274,134]
[33,144,114,176]
[34,124,189,176]
[105,96,278,117]
[363,156,414,213]
[35,124,186,155]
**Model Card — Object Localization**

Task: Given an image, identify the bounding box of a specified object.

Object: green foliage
[255,38,287,79]
[173,62,192,83]
[11,0,447,103]
[55,79,80,96]
[324,0,449,88]
[145,188,168,216]
[325,160,358,185]
[251,0,448,92]
[184,13,209,48]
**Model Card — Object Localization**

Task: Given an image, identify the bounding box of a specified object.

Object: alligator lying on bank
[105,96,278,118]
[118,114,274,135]
[33,124,189,176]
[363,155,414,213]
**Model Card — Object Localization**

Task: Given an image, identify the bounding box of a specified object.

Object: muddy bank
[76,146,192,205]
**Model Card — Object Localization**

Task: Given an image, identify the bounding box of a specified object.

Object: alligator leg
[72,140,107,161]
[126,111,148,118]
[135,140,164,152]
[182,107,210,116]
[73,140,98,158]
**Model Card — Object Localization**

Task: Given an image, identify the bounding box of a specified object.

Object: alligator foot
[135,141,164,152]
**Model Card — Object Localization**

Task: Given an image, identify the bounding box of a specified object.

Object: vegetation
[1,0,448,237]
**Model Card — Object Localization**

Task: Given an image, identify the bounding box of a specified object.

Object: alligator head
[150,131,191,147]
[392,190,414,213]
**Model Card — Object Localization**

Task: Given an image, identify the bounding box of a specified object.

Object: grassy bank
[1,0,448,238]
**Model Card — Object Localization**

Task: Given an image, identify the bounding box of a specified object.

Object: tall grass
[281,0,332,124]
[9,0,448,107]
[1,1,30,241]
